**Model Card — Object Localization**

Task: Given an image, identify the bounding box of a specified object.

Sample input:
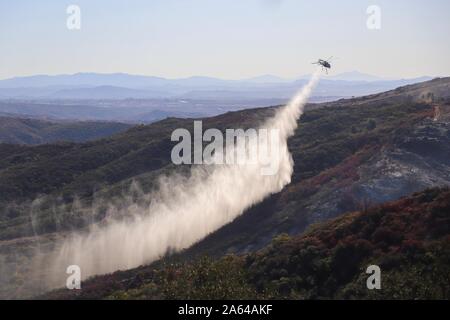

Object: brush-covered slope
[0,78,449,299]
[182,77,450,257]
[0,78,449,243]
[41,187,450,300]
[0,116,132,145]
[0,108,273,240]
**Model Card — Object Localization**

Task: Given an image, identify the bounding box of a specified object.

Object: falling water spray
[45,69,321,287]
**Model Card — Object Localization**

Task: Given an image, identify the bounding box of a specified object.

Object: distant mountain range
[0,72,434,100]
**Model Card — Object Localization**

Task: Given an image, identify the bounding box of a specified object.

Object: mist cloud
[45,70,321,288]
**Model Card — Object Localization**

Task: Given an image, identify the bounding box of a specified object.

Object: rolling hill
[41,187,450,299]
[0,116,132,145]
[0,77,449,298]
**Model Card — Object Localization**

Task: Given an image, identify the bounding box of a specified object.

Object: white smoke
[46,70,321,286]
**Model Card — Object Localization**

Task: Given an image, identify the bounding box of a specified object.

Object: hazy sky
[1,0,449,80]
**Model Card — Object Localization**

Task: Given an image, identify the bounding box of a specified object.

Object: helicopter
[312,57,333,74]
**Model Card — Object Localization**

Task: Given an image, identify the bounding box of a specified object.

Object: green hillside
[41,187,450,300]
[1,78,449,242]
[0,116,131,145]
[0,78,449,299]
